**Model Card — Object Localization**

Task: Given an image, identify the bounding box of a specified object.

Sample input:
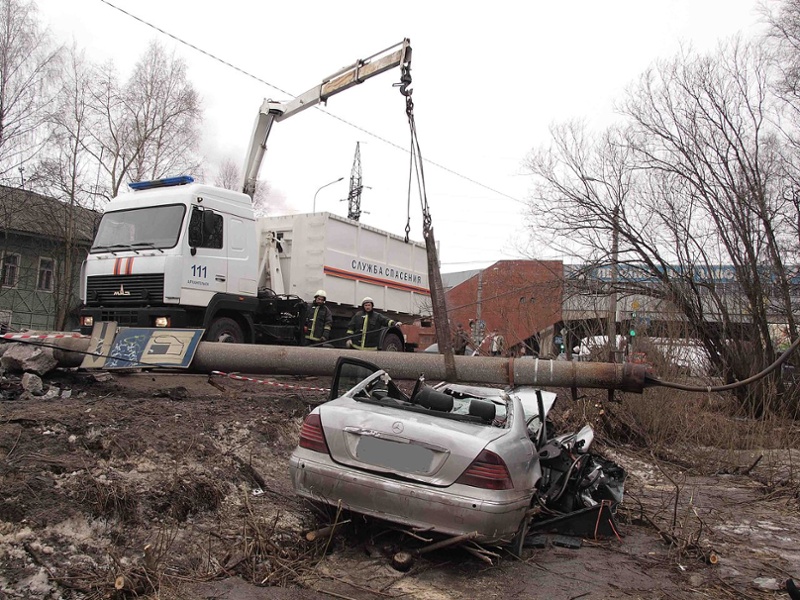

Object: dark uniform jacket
[453,329,470,355]
[346,310,396,350]
[306,304,333,343]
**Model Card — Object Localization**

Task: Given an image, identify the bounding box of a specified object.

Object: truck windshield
[91,204,186,253]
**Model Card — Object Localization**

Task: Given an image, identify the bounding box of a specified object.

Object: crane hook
[397,63,413,97]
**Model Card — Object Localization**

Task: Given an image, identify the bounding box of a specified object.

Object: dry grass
[78,472,139,523]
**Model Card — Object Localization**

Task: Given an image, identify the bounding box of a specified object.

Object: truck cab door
[184,206,228,301]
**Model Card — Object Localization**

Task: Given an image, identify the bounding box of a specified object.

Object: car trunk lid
[318,401,506,486]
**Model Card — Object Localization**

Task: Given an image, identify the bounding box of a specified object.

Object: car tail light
[298,413,329,454]
[455,449,513,490]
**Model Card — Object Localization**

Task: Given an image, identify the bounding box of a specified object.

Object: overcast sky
[35,0,766,272]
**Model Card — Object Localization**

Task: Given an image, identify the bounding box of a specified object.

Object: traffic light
[629,311,637,337]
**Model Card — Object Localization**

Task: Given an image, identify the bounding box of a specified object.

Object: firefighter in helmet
[346,297,401,350]
[305,290,333,346]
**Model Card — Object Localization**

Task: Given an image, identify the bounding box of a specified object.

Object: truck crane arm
[242,38,412,199]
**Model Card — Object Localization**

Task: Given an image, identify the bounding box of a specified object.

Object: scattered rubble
[1,343,58,376]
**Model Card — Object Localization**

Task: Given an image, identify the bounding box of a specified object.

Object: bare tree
[526,39,800,416]
[80,60,132,199]
[30,40,203,327]
[125,42,201,182]
[213,157,240,191]
[37,45,100,329]
[83,41,202,199]
[0,0,59,181]
[763,0,800,107]
[212,156,279,216]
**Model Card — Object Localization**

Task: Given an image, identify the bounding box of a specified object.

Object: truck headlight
[80,316,94,327]
[154,317,170,328]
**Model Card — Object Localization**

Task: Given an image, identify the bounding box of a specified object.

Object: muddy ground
[1,364,800,599]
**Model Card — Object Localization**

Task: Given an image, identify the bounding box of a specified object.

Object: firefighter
[346,297,400,350]
[305,290,333,346]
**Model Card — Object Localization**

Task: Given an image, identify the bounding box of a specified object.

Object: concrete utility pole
[50,338,649,393]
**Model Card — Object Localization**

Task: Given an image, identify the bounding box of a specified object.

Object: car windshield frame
[91,204,187,253]
[343,370,504,427]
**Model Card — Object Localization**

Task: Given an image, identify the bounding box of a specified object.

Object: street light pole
[583,176,619,363]
[313,177,344,213]
[608,203,619,362]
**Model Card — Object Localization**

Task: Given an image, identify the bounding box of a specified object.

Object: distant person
[346,297,401,350]
[452,323,470,355]
[305,290,332,346]
[518,346,534,359]
[490,330,506,357]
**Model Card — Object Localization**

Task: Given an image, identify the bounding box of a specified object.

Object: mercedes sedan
[289,357,624,547]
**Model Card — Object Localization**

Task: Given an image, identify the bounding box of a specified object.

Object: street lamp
[313,177,344,213]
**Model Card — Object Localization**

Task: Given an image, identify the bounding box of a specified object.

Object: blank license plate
[356,436,434,473]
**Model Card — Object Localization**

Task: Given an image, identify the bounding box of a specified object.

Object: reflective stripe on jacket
[306,304,332,342]
[346,310,395,350]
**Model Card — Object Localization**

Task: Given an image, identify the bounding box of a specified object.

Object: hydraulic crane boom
[242,39,412,198]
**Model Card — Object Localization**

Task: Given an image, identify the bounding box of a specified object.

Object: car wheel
[205,317,244,343]
[381,332,403,352]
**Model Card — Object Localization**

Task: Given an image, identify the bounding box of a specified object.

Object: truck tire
[381,332,404,352]
[206,317,244,343]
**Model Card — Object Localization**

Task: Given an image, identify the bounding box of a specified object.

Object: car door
[329,357,381,401]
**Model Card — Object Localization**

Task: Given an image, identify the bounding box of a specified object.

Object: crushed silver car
[290,357,625,550]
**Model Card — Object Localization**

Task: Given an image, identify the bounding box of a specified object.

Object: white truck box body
[257,212,430,316]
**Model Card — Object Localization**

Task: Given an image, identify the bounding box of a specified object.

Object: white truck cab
[81,176,264,342]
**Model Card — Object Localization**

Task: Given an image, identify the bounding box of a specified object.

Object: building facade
[445,260,564,357]
[0,186,99,332]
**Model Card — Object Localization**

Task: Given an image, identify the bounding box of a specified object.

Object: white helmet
[361,296,374,307]
[314,290,326,299]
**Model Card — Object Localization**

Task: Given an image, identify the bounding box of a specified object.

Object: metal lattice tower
[347,142,363,221]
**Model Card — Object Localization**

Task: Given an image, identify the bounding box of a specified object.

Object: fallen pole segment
[45,339,648,393]
[189,344,648,393]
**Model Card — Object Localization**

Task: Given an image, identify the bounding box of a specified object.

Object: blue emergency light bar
[128,175,195,191]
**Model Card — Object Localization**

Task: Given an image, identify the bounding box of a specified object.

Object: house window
[2,254,19,288]
[37,257,54,292]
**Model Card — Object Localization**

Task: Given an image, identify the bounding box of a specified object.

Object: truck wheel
[381,332,404,352]
[206,317,244,343]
